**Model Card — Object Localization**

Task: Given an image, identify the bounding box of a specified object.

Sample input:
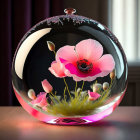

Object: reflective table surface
[0,107,140,140]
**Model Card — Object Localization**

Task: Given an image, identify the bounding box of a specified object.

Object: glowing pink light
[13,85,125,125]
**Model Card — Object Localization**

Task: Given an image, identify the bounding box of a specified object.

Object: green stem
[50,91,54,97]
[53,50,56,56]
[63,78,71,99]
[75,81,77,93]
[75,81,78,98]
[64,86,66,101]
[79,81,85,96]
[81,81,85,92]
[110,78,113,85]
[50,91,61,103]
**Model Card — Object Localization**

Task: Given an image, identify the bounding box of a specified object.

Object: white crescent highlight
[15,28,52,79]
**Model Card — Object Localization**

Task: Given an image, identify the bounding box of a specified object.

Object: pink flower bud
[41,79,53,93]
[93,83,102,92]
[47,41,55,51]
[110,70,115,79]
[103,82,109,90]
[28,89,36,100]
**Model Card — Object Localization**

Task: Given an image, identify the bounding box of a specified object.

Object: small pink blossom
[41,79,53,93]
[42,106,48,111]
[88,90,101,101]
[49,39,115,81]
[31,92,48,107]
[48,61,66,78]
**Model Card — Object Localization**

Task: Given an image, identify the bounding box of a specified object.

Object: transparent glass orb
[12,10,128,125]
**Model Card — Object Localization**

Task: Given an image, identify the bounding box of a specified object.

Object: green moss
[47,81,112,117]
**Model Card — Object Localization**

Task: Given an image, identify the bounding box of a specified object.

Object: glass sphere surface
[12,13,128,125]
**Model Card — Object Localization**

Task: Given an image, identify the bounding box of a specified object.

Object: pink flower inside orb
[49,39,115,81]
[41,79,53,93]
[88,90,101,101]
[31,92,48,108]
[48,61,66,78]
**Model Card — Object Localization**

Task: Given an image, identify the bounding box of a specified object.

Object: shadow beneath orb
[83,120,140,129]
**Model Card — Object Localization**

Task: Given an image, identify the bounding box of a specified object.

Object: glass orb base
[48,118,88,125]
[14,87,125,125]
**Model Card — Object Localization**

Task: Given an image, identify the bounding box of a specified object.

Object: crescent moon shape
[15,28,52,79]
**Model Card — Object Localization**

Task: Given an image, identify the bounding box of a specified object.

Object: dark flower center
[77,59,93,73]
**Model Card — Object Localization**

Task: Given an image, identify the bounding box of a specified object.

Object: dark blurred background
[0,0,140,106]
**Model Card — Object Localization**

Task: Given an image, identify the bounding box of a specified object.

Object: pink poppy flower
[49,39,115,81]
[48,61,66,78]
[88,90,101,101]
[41,79,53,93]
[31,92,48,108]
